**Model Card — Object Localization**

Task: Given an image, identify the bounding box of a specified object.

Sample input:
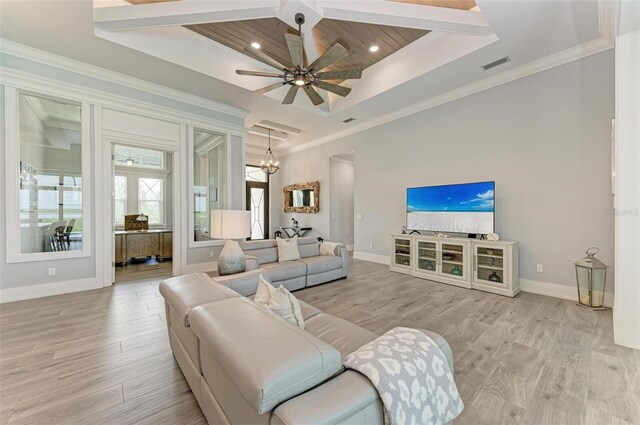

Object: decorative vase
[488,271,502,283]
[451,265,463,276]
[217,240,246,276]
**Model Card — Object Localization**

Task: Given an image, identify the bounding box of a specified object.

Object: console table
[277,226,312,238]
[390,234,519,297]
[115,230,173,266]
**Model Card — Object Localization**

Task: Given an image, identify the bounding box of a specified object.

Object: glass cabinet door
[474,245,506,286]
[416,240,438,274]
[393,238,412,268]
[440,242,466,279]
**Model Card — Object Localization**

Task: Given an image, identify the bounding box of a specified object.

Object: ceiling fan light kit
[236,13,362,107]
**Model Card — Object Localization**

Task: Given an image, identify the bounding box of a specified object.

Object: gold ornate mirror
[283,181,319,213]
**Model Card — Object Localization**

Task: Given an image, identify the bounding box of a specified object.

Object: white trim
[353,251,391,265]
[0,277,101,303]
[520,278,614,308]
[0,38,248,120]
[281,36,614,157]
[184,261,217,274]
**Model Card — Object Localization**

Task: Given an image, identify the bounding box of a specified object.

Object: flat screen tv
[406,181,495,234]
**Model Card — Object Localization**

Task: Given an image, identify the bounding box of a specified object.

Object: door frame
[99,133,183,286]
[246,180,270,240]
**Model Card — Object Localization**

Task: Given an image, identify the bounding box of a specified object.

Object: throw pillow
[254,275,305,329]
[276,236,301,262]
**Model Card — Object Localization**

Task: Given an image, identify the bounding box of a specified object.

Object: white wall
[272,50,615,294]
[613,28,640,349]
[329,158,354,246]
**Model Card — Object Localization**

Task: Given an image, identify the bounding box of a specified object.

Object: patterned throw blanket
[344,327,464,425]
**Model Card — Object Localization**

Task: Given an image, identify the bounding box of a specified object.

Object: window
[193,128,226,242]
[114,175,127,226]
[114,146,164,169]
[246,165,268,182]
[138,177,164,225]
[15,91,87,255]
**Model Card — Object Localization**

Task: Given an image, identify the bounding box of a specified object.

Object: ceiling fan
[235,13,362,106]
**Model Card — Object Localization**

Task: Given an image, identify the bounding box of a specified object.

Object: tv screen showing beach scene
[406,181,495,234]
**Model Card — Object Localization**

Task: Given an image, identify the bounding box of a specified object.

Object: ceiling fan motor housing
[295,13,305,26]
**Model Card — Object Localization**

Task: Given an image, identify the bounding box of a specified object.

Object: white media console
[390,234,519,297]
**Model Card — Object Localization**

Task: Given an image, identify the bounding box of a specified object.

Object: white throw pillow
[276,236,301,262]
[320,241,340,256]
[254,275,305,329]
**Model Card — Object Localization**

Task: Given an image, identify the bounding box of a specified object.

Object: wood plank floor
[1,258,638,424]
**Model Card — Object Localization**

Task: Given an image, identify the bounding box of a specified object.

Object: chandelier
[260,128,279,175]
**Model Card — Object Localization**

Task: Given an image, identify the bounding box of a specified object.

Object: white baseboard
[353,251,391,265]
[346,244,355,252]
[184,261,217,274]
[0,277,102,303]
[351,254,614,307]
[520,278,614,308]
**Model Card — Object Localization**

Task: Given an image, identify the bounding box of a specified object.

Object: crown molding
[280,35,614,157]
[0,38,249,120]
[0,67,248,137]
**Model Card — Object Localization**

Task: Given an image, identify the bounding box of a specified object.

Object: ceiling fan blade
[314,81,352,97]
[282,85,299,104]
[317,69,362,80]
[244,47,288,71]
[236,70,284,78]
[308,42,349,72]
[253,82,286,95]
[284,34,304,68]
[303,85,325,106]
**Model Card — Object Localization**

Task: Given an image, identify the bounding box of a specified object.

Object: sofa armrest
[210,268,270,296]
[271,370,383,425]
[338,245,349,277]
[245,255,259,271]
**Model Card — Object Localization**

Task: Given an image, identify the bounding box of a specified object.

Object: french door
[246,181,269,240]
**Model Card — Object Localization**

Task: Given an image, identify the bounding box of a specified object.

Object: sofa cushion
[189,298,342,415]
[262,260,307,282]
[240,239,278,265]
[159,272,239,327]
[298,300,322,321]
[304,313,378,359]
[297,237,321,258]
[300,256,344,275]
[276,237,301,262]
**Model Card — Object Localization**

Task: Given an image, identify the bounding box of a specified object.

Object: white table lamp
[210,210,251,275]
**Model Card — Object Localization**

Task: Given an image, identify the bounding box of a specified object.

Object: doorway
[111,144,176,283]
[246,165,269,240]
[329,154,354,249]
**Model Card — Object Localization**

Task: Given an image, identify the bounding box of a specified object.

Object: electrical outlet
[536,264,544,273]
[48,267,56,277]
[349,236,353,241]
[369,243,374,249]
[209,251,215,258]
[356,214,363,220]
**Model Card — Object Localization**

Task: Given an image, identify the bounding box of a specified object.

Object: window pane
[138,178,163,224]
[18,92,83,253]
[246,165,267,182]
[114,146,164,169]
[193,129,225,241]
[114,175,127,225]
[250,187,265,240]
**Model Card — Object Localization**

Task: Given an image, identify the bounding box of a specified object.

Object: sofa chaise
[159,271,454,425]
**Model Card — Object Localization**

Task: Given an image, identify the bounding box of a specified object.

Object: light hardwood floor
[1,258,638,425]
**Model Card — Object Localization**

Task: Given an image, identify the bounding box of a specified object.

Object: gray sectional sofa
[159,272,454,425]
[209,237,349,296]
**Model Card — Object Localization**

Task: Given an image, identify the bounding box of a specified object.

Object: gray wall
[272,50,615,291]
[329,159,355,246]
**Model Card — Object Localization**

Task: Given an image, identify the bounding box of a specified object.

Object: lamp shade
[210,210,250,239]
